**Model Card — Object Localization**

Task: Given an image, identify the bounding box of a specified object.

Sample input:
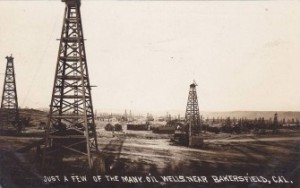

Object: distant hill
[27,108,300,121]
[19,108,48,126]
[200,111,300,120]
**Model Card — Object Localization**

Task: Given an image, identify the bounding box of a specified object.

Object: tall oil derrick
[185,81,201,145]
[0,55,21,133]
[42,0,98,172]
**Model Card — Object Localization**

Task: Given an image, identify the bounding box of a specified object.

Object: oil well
[42,0,99,173]
[0,55,21,134]
[173,81,203,147]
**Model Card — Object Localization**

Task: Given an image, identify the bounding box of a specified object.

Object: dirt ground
[0,121,299,187]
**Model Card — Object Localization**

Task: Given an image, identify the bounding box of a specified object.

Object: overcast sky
[0,1,300,114]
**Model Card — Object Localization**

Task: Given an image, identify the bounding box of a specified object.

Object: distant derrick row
[0,55,21,133]
[42,0,98,171]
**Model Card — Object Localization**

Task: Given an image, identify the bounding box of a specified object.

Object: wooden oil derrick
[185,81,202,147]
[173,81,203,147]
[42,0,98,172]
[0,55,21,134]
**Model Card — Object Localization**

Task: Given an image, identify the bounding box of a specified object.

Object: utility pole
[273,112,279,132]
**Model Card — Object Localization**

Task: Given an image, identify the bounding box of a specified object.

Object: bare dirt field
[0,121,299,187]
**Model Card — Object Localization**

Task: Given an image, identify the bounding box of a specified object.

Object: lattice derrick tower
[185,82,201,134]
[42,0,98,171]
[0,55,20,132]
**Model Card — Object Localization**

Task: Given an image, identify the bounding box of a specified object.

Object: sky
[0,0,300,115]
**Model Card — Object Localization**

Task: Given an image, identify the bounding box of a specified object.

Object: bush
[105,124,113,131]
[114,124,123,131]
[105,123,123,131]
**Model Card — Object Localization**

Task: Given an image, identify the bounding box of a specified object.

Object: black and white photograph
[0,0,299,187]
